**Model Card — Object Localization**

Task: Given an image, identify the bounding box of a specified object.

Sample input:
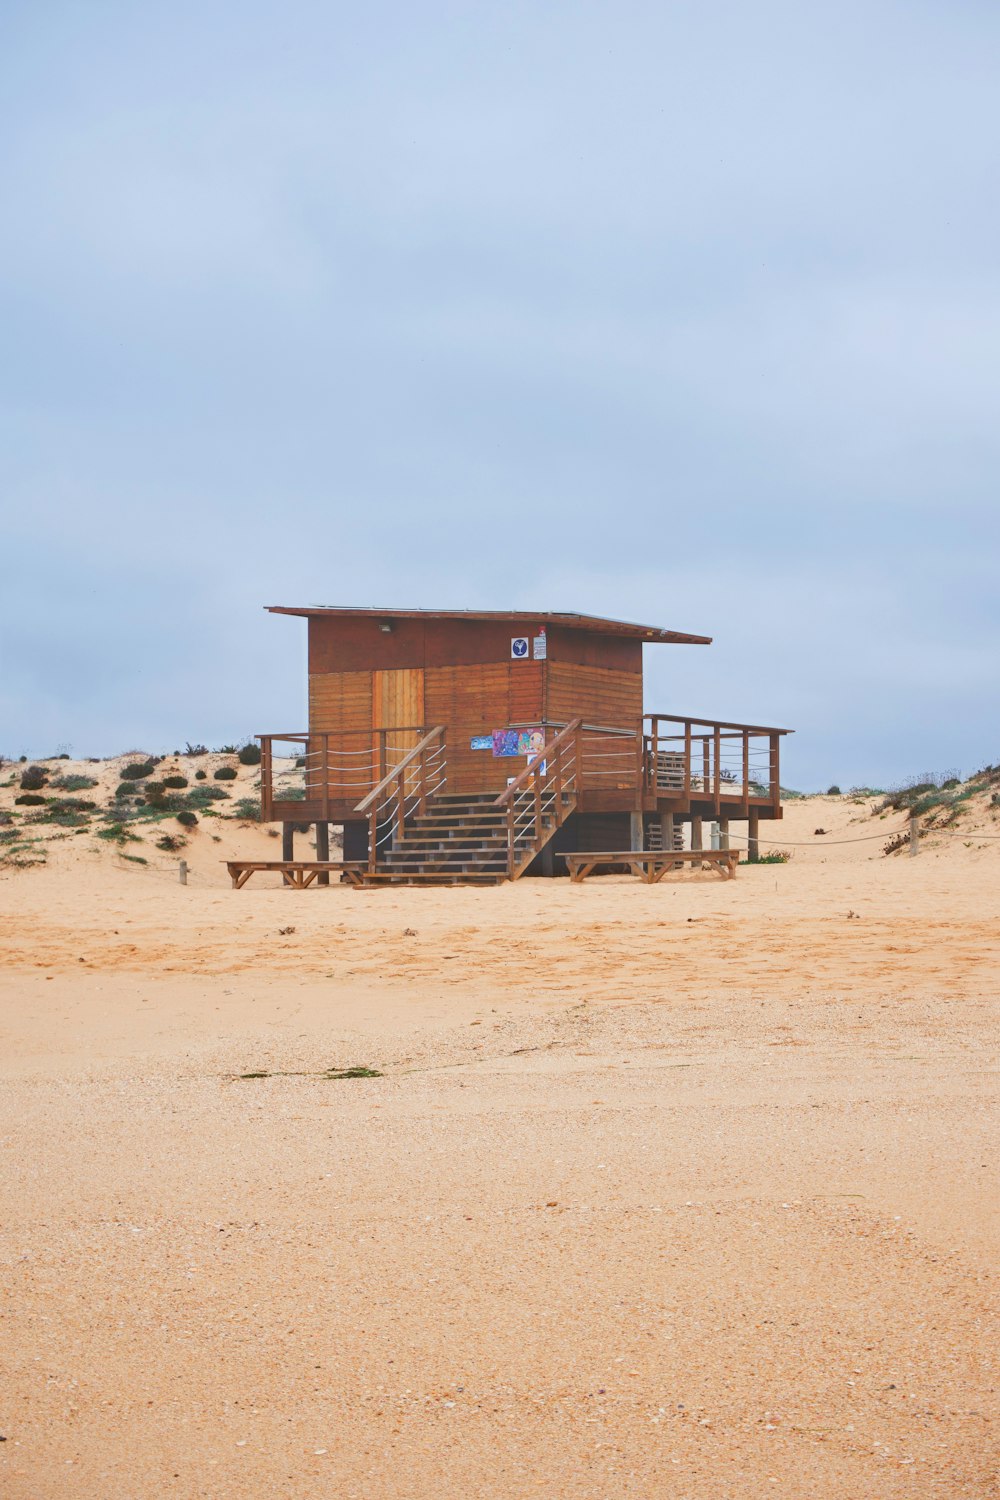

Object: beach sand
[1,789,997,1497]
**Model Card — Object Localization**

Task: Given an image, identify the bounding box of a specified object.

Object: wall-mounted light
[379,619,394,633]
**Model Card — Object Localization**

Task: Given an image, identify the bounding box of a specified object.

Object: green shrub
[15,793,47,806]
[177,811,198,827]
[185,742,208,756]
[295,756,306,768]
[162,775,188,789]
[238,742,262,765]
[97,822,140,844]
[156,834,187,852]
[214,766,238,781]
[52,774,98,792]
[826,785,841,796]
[186,785,229,805]
[233,796,261,821]
[218,743,238,754]
[195,769,207,781]
[120,760,155,781]
[19,765,48,791]
[115,783,137,799]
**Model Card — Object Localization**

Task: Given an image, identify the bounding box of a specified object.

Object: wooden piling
[315,821,330,885]
[748,808,760,862]
[282,822,294,861]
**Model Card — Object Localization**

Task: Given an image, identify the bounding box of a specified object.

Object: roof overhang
[265,606,711,645]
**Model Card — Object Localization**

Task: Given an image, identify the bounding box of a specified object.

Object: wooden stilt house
[255,607,790,885]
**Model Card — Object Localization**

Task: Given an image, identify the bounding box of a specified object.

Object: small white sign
[532,632,547,660]
[511,637,529,659]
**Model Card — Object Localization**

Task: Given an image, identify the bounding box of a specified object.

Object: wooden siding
[424,662,545,792]
[546,662,642,729]
[546,626,642,673]
[307,670,373,801]
[372,669,424,731]
[309,670,372,733]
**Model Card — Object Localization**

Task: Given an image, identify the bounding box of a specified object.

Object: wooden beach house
[253,607,790,885]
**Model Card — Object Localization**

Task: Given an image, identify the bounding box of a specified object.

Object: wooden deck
[258,714,790,826]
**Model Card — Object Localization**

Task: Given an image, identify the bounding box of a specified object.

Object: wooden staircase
[361,790,573,885]
[357,718,583,887]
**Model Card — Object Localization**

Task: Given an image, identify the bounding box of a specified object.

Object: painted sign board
[469,735,492,751]
[511,637,529,659]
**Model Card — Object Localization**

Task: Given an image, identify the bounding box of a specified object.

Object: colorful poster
[470,735,492,751]
[492,728,546,758]
[492,729,521,758]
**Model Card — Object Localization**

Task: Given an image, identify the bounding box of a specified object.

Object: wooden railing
[643,715,789,812]
[257,727,428,820]
[354,726,447,875]
[493,719,582,880]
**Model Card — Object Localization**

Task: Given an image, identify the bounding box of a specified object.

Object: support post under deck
[629,812,644,852]
[315,820,330,885]
[748,809,760,863]
[690,816,703,851]
[282,822,294,862]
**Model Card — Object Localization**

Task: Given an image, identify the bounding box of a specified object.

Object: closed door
[373,669,425,776]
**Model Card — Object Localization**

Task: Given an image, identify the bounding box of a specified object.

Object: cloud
[1,0,998,782]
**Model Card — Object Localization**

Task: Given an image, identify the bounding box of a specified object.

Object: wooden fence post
[178,860,187,886]
[909,811,919,857]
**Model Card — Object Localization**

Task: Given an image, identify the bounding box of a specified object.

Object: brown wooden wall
[305,615,647,796]
[424,662,544,793]
[546,662,642,727]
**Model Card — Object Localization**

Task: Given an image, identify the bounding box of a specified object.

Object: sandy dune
[1,791,997,1497]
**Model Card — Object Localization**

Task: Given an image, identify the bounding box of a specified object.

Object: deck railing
[257,714,789,826]
[643,715,788,812]
[257,727,429,821]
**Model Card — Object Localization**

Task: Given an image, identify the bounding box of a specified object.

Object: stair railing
[493,718,582,879]
[354,726,447,874]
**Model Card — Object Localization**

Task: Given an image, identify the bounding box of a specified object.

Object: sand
[1,787,998,1497]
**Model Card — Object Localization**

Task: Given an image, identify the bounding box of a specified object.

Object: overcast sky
[2,0,998,788]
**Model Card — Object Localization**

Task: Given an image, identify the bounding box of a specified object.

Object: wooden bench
[225,860,368,889]
[564,849,739,884]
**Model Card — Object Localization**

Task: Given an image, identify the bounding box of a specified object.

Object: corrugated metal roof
[265,606,711,644]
